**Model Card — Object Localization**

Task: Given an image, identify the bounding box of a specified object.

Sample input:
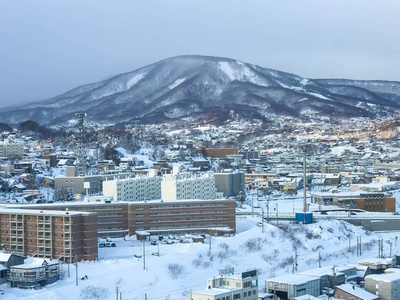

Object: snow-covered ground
[2,214,400,300]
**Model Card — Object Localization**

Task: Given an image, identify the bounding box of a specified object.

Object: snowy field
[1,213,400,300]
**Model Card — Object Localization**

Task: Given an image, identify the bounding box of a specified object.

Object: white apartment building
[102,170,162,201]
[161,165,216,200]
[0,140,25,158]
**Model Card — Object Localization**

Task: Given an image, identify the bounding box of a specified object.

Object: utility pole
[276,203,279,227]
[262,208,265,233]
[348,235,351,253]
[302,145,307,224]
[209,222,212,251]
[319,252,321,268]
[75,261,78,286]
[75,113,87,176]
[267,196,270,223]
[116,286,119,300]
[143,239,146,270]
[294,248,298,272]
[360,236,362,256]
[252,195,254,218]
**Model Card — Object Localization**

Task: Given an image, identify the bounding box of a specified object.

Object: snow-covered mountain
[2,55,400,127]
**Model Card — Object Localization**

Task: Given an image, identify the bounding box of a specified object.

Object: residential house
[8,258,61,288]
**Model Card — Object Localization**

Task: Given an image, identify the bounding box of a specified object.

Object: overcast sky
[1,0,400,108]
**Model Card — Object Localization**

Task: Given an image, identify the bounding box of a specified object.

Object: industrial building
[265,274,321,300]
[298,266,357,295]
[310,190,396,212]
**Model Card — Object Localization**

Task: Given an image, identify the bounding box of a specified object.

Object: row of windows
[98,226,124,231]
[98,213,123,217]
[149,216,229,223]
[65,206,122,211]
[148,203,229,209]
[148,223,229,230]
[98,220,122,224]
[149,210,229,216]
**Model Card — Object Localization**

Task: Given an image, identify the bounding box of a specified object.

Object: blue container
[295,212,313,224]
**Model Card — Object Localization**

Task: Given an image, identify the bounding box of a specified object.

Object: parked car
[99,243,105,248]
[160,240,168,244]
[167,240,174,244]
[134,254,142,258]
[158,235,164,241]
[151,241,158,245]
[111,243,116,247]
[105,243,111,247]
[152,252,159,256]
[106,237,112,242]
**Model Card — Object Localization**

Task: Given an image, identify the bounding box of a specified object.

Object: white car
[134,254,142,258]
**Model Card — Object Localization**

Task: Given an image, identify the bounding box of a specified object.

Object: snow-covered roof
[0,253,11,262]
[294,295,320,300]
[336,284,378,300]
[0,207,95,216]
[266,274,319,285]
[298,265,354,277]
[359,258,394,265]
[366,272,400,282]
[192,287,240,296]
[13,258,58,269]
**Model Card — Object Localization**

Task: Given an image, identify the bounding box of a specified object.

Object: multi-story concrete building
[190,270,258,300]
[198,147,239,158]
[0,208,97,262]
[14,198,236,238]
[365,272,400,300]
[54,166,132,196]
[214,170,245,197]
[0,140,24,158]
[128,199,235,236]
[244,173,277,185]
[161,166,216,200]
[102,170,162,202]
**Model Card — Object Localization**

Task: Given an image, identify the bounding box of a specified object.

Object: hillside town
[0,113,400,299]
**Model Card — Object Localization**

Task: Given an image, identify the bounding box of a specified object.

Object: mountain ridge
[2,55,400,127]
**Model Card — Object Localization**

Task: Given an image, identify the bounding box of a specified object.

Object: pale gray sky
[1,0,400,107]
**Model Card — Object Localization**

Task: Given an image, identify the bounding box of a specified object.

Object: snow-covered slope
[1,217,398,300]
[2,55,400,127]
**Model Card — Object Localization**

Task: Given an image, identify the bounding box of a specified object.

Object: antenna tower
[75,113,87,176]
